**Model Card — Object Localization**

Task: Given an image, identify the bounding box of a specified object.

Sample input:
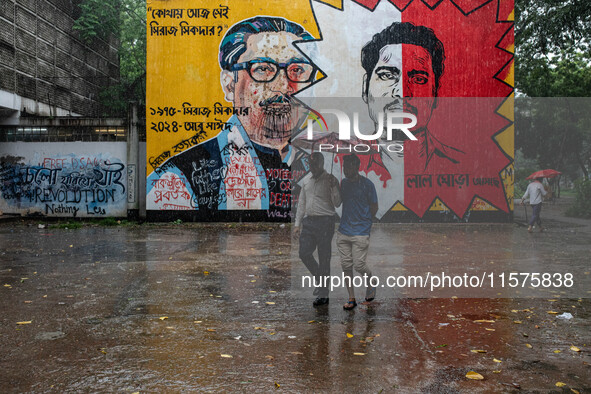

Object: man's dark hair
[343,154,360,169]
[310,151,324,164]
[219,17,313,70]
[361,22,445,94]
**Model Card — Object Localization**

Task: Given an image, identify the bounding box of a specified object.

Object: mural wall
[0,143,127,217]
[146,0,514,221]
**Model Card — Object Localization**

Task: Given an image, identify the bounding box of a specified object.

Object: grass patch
[559,189,576,197]
[98,218,119,226]
[51,221,82,229]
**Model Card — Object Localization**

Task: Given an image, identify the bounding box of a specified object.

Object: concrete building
[0,0,119,125]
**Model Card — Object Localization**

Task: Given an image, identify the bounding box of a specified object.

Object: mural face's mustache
[384,98,403,113]
[251,95,296,141]
[259,95,291,108]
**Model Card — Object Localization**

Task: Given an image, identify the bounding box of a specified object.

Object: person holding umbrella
[521,177,547,232]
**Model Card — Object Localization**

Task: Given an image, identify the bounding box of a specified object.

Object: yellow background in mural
[146,0,319,167]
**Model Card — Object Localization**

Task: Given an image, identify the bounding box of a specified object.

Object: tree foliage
[74,0,146,116]
[565,179,591,218]
[515,0,591,96]
[515,0,591,181]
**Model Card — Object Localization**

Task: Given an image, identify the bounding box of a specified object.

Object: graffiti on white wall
[0,143,127,217]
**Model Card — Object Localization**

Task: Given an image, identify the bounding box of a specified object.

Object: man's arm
[293,182,307,237]
[521,184,530,204]
[370,203,378,218]
[539,183,548,196]
[329,174,341,208]
[368,179,379,218]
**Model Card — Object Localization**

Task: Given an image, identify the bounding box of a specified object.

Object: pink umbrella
[526,169,561,180]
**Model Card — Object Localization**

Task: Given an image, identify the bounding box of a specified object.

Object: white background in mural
[296,1,404,217]
[0,142,127,217]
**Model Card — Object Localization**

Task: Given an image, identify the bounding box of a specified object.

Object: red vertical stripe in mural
[400,0,513,217]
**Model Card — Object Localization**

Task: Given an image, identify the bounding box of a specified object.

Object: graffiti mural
[0,143,127,217]
[146,0,514,221]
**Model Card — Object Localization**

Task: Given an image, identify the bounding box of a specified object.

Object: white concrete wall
[0,142,127,217]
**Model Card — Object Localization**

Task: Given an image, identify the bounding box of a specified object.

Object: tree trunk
[577,155,589,180]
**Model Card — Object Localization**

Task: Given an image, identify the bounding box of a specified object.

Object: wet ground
[1,200,590,393]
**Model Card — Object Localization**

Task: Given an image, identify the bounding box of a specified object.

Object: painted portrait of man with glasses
[166,17,316,213]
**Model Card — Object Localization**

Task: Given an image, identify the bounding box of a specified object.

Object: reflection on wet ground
[0,223,589,392]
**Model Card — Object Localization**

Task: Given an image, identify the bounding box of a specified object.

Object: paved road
[0,206,589,392]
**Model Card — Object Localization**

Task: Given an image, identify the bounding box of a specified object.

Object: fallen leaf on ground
[206,328,216,332]
[485,328,496,331]
[266,302,275,305]
[346,333,354,338]
[466,371,484,380]
[274,382,280,388]
[493,358,502,363]
[571,389,580,394]
[471,349,487,353]
[159,316,168,320]
[570,346,581,352]
[554,350,561,353]
[473,320,495,323]
[556,382,566,387]
[290,352,303,355]
[513,321,522,324]
[492,370,501,373]
[220,354,232,358]
[526,344,533,348]
[547,311,559,314]
[353,352,365,356]
[16,321,32,325]
[308,320,315,324]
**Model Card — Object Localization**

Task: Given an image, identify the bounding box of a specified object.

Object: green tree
[515,0,591,179]
[515,0,590,97]
[74,0,146,116]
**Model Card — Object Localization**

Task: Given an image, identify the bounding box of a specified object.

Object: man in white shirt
[294,152,341,306]
[521,177,547,232]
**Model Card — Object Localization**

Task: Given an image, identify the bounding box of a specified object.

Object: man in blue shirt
[337,154,379,310]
